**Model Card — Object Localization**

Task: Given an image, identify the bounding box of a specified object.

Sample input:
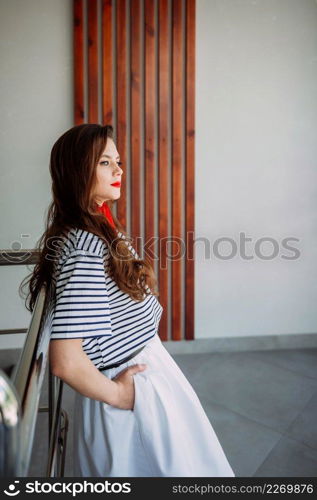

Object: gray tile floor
[8,346,317,477]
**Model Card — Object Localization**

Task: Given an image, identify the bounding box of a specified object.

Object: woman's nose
[115,164,123,175]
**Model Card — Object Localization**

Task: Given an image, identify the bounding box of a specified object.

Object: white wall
[1,0,316,348]
[195,0,317,338]
[0,0,73,348]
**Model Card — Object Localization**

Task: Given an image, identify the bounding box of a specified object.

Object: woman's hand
[111,363,147,410]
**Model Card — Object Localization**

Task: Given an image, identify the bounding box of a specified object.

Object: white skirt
[72,333,235,477]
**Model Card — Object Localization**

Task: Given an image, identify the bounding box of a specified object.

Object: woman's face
[92,138,123,206]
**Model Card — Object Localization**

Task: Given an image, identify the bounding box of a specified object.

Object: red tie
[96,201,116,228]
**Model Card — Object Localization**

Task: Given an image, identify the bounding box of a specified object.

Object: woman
[20,124,235,477]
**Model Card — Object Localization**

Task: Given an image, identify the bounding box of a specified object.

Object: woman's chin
[106,195,120,203]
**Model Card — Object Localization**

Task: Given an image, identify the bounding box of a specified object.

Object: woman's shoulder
[57,227,109,261]
[55,227,139,268]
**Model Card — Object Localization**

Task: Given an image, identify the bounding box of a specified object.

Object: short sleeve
[50,250,112,340]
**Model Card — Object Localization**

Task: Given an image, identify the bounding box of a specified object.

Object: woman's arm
[49,338,118,405]
[49,338,147,409]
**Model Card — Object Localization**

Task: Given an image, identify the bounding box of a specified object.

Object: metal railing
[0,249,68,477]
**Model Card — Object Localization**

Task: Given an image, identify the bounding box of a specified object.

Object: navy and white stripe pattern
[51,228,163,367]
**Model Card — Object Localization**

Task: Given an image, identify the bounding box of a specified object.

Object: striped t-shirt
[50,227,163,368]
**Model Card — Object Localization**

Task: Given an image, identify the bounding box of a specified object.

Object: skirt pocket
[130,367,193,476]
[129,359,235,477]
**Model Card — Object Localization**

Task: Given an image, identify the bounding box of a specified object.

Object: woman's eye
[100,161,123,167]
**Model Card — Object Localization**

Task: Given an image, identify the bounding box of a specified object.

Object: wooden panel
[74,0,84,124]
[116,0,127,229]
[130,0,142,256]
[87,0,99,123]
[171,0,183,341]
[102,0,113,124]
[73,0,196,341]
[185,0,195,340]
[158,0,169,340]
[144,0,156,271]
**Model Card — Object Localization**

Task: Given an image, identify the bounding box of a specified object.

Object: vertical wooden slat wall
[102,0,113,125]
[130,0,142,258]
[73,0,195,342]
[74,0,84,123]
[144,0,155,274]
[116,0,127,228]
[158,0,169,341]
[87,0,98,122]
[185,0,195,340]
[171,0,182,341]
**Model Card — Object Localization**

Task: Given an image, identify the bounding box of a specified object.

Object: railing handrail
[10,286,51,475]
[0,284,67,477]
[1,251,68,477]
[0,249,39,266]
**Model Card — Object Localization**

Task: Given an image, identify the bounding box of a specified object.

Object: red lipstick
[111,182,121,187]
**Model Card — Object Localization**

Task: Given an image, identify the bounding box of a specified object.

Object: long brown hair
[19,123,158,313]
